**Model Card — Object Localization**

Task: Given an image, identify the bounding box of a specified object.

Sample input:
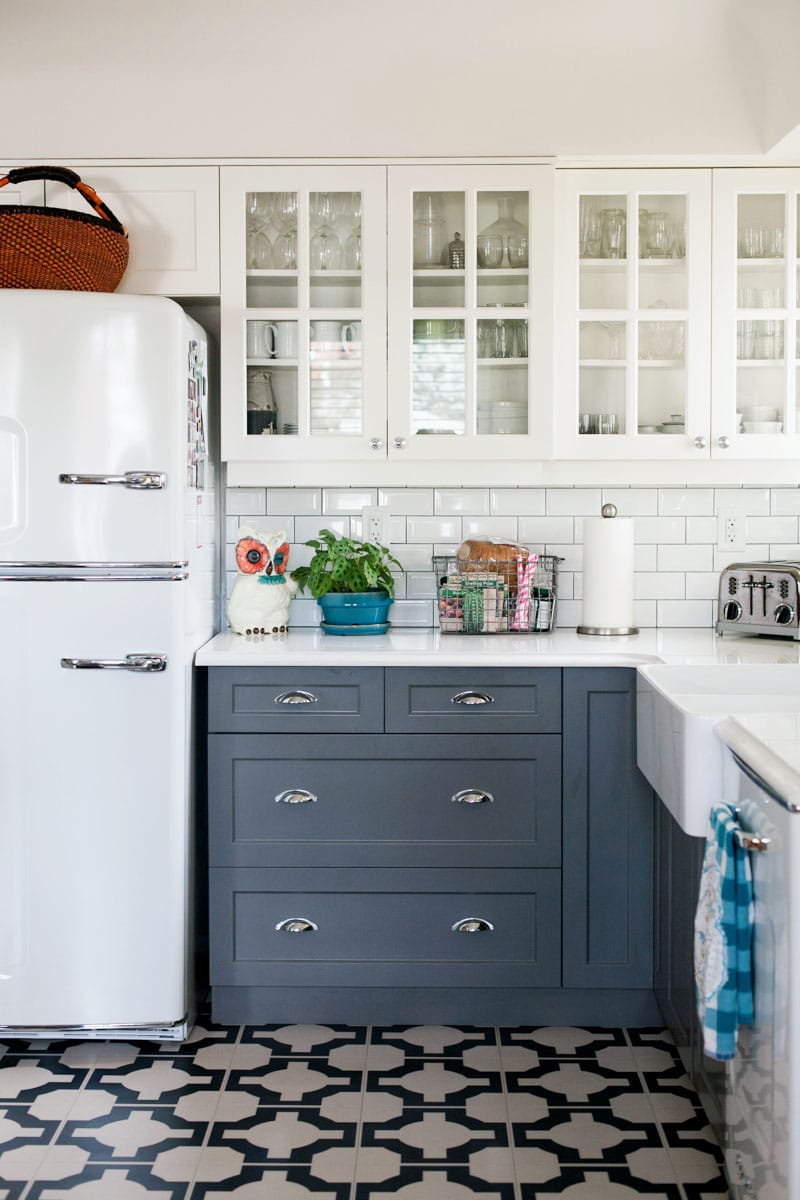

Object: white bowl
[740,406,779,421]
[742,421,782,433]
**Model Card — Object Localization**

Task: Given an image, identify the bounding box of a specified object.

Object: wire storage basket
[434,548,562,634]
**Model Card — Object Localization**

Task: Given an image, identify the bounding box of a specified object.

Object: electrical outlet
[718,511,746,550]
[361,504,391,545]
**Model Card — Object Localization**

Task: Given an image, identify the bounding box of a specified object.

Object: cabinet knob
[393,436,407,449]
[275,917,318,933]
[275,789,318,804]
[452,788,494,805]
[274,689,319,705]
[693,435,707,449]
[451,690,495,706]
[369,437,384,450]
[452,917,495,933]
[717,435,731,449]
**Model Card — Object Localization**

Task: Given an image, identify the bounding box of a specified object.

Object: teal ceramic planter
[317,589,393,633]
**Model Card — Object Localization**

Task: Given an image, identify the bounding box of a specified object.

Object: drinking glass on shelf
[344,229,361,270]
[246,193,274,269]
[644,211,670,258]
[477,235,504,268]
[247,228,273,269]
[309,226,343,271]
[600,208,626,258]
[513,321,528,358]
[274,192,298,230]
[579,198,602,258]
[273,228,297,269]
[507,233,528,267]
[492,319,513,358]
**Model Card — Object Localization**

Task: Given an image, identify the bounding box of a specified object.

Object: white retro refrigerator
[0,290,217,1040]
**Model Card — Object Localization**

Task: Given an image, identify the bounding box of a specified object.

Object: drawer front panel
[385,668,561,733]
[208,734,561,867]
[210,867,561,988]
[207,667,384,733]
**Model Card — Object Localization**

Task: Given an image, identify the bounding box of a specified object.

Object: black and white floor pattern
[0,1018,729,1198]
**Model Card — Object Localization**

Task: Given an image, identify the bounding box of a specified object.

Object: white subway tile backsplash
[225,487,266,516]
[658,488,714,516]
[378,488,433,515]
[225,485,799,632]
[746,515,799,543]
[462,516,518,540]
[602,488,658,516]
[546,488,603,516]
[323,488,376,514]
[407,516,462,542]
[268,488,321,516]
[771,488,800,516]
[634,516,686,544]
[435,488,490,515]
[491,488,546,516]
[518,516,575,544]
[657,600,713,627]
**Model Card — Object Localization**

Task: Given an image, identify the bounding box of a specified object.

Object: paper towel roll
[578,506,638,634]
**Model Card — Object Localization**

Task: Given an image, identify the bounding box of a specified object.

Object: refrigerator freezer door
[0,291,198,565]
[0,578,191,1032]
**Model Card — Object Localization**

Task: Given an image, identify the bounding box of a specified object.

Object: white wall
[0,0,768,160]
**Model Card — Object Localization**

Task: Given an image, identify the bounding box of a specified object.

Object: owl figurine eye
[272,542,290,574]
[236,536,269,574]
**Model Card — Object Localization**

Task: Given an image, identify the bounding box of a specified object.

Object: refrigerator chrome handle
[59,471,167,490]
[60,653,168,673]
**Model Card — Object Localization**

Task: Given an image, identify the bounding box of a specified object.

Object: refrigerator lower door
[0,578,192,1038]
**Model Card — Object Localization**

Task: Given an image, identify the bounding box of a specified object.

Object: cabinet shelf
[476,267,531,277]
[737,358,785,367]
[413,267,465,278]
[737,258,785,269]
[246,268,298,278]
[477,357,529,367]
[579,257,687,269]
[247,357,298,368]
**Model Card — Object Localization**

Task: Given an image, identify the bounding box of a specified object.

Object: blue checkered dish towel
[694,802,755,1061]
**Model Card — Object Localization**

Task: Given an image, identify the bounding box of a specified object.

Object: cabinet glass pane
[578,321,625,435]
[476,191,529,308]
[246,320,299,437]
[412,191,465,307]
[736,318,785,432]
[476,317,528,435]
[310,319,362,435]
[579,194,627,309]
[246,190,298,308]
[737,195,785,317]
[638,194,687,308]
[411,319,465,434]
[638,319,686,433]
[309,191,362,309]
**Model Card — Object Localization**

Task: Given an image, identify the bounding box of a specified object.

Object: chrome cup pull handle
[452,788,494,805]
[452,917,495,933]
[274,689,319,705]
[60,653,167,672]
[275,917,318,933]
[451,690,495,706]
[275,789,318,805]
[59,471,167,490]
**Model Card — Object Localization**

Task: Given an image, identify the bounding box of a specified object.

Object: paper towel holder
[576,503,640,637]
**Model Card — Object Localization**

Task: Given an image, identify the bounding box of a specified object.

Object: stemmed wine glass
[309,191,342,271]
[273,192,298,269]
[246,193,274,269]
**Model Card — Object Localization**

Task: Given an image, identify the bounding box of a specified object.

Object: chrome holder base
[576,625,639,636]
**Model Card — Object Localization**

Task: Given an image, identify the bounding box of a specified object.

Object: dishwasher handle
[60,653,168,673]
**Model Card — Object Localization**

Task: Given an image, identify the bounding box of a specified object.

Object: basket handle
[0,165,127,234]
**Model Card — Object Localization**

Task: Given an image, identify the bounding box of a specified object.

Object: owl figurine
[227,527,298,635]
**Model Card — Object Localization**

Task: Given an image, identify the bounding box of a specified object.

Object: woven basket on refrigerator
[0,165,129,292]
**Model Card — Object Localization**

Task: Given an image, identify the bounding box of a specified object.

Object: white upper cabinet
[386,165,554,462]
[0,170,43,207]
[44,166,220,296]
[712,167,800,459]
[554,169,712,460]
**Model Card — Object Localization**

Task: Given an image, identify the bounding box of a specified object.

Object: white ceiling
[2,0,798,161]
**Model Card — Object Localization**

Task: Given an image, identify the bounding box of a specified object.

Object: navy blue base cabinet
[205,666,660,1025]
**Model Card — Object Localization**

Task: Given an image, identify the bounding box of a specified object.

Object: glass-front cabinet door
[554,169,711,459]
[220,166,386,462]
[712,168,800,459]
[387,165,554,461]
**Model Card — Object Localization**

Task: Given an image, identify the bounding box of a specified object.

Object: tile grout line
[349,1024,372,1200]
[185,1021,245,1200]
[495,1025,524,1200]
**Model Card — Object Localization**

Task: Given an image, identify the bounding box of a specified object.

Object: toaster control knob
[774,603,795,626]
[722,600,742,622]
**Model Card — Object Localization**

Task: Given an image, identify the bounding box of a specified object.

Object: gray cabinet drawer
[210,867,561,989]
[208,733,561,868]
[207,667,383,733]
[385,668,561,733]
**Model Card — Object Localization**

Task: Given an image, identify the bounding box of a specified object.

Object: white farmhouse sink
[636,664,800,836]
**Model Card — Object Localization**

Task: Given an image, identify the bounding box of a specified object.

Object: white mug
[311,320,360,357]
[266,321,297,360]
[246,321,272,358]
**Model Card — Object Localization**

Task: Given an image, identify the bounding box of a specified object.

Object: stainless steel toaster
[716,561,800,639]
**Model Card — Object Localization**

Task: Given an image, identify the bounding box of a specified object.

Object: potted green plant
[291,529,403,635]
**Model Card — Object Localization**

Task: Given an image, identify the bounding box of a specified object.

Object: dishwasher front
[719,743,800,1200]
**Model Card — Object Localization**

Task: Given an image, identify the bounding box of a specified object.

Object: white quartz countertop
[195,627,800,668]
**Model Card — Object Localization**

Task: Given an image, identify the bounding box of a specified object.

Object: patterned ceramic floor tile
[0,1060,86,1104]
[368,1060,500,1106]
[26,1162,189,1197]
[354,1164,516,1198]
[87,1059,224,1104]
[58,1105,207,1162]
[370,1027,496,1059]
[499,1028,627,1059]
[510,1105,662,1163]
[362,1106,506,1162]
[504,1059,645,1106]
[209,1104,356,1163]
[519,1165,684,1197]
[0,1106,58,1153]
[190,1164,351,1197]
[241,1026,367,1056]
